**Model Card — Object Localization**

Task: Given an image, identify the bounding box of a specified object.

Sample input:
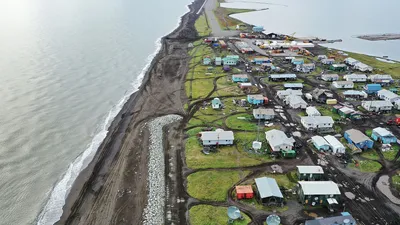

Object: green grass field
[189,205,251,225]
[226,113,258,131]
[360,150,380,160]
[195,14,211,36]
[349,160,382,173]
[317,106,341,121]
[187,170,249,201]
[392,173,400,191]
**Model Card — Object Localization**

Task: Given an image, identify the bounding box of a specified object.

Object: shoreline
[54,0,203,224]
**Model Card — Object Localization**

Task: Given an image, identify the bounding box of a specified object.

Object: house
[203,57,211,65]
[211,98,222,109]
[321,74,339,82]
[200,129,234,146]
[300,116,334,130]
[317,55,327,60]
[337,106,361,120]
[235,185,254,200]
[371,127,397,144]
[354,62,373,72]
[344,74,367,82]
[364,84,382,94]
[305,212,357,225]
[239,82,253,89]
[312,88,332,103]
[265,129,295,152]
[343,90,367,99]
[255,177,284,205]
[361,100,393,112]
[253,57,271,65]
[332,81,354,89]
[252,26,264,32]
[268,74,297,81]
[277,89,302,99]
[232,74,249,83]
[394,99,400,110]
[253,108,275,120]
[301,63,316,73]
[321,58,335,65]
[247,95,267,105]
[297,166,324,181]
[329,64,347,72]
[369,74,393,84]
[215,57,222,66]
[377,89,400,103]
[222,55,240,66]
[285,95,308,109]
[311,136,331,151]
[344,57,359,66]
[306,106,321,116]
[297,181,341,206]
[291,58,304,65]
[344,129,374,150]
[324,135,346,153]
[284,83,303,90]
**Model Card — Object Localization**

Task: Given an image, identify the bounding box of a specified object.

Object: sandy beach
[55,0,203,224]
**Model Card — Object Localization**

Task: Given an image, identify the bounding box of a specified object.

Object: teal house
[232,74,249,83]
[371,127,397,144]
[291,58,304,65]
[203,57,211,65]
[222,55,240,66]
[247,95,265,105]
[211,98,222,109]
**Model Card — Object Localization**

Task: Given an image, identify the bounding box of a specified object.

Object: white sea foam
[36,39,162,225]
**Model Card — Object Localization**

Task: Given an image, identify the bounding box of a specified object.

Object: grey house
[255,177,284,205]
[253,108,275,120]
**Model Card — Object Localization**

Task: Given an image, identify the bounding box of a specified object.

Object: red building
[235,185,254,200]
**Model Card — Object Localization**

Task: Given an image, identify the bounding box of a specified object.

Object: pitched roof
[305,214,356,225]
[232,74,248,79]
[265,129,295,147]
[301,116,334,125]
[343,90,366,96]
[345,74,367,79]
[345,129,371,143]
[312,88,329,98]
[362,100,393,107]
[277,89,303,96]
[373,127,394,137]
[284,83,303,88]
[333,81,353,85]
[235,185,253,194]
[377,89,399,99]
[286,95,307,105]
[297,166,324,174]
[200,129,234,141]
[321,74,339,78]
[345,57,359,64]
[311,136,330,147]
[369,74,393,80]
[323,135,345,148]
[298,181,341,195]
[269,74,297,79]
[253,108,275,116]
[255,177,283,199]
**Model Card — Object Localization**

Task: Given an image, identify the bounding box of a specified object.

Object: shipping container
[326,99,338,105]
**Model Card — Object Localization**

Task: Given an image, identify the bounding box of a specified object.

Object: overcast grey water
[224,0,400,60]
[0,0,190,224]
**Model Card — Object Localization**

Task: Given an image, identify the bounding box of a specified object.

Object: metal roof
[285,95,307,105]
[345,74,367,79]
[301,116,334,125]
[232,74,248,79]
[255,177,283,199]
[200,130,234,141]
[321,74,339,78]
[306,106,320,115]
[339,106,354,114]
[369,74,393,80]
[333,81,353,85]
[373,127,394,137]
[248,94,264,100]
[311,136,330,147]
[235,185,253,194]
[297,166,324,174]
[331,64,346,67]
[343,90,366,96]
[362,100,393,107]
[298,181,341,195]
[253,108,275,116]
[277,89,302,97]
[323,135,345,149]
[265,129,295,148]
[378,89,399,99]
[305,214,356,225]
[345,57,359,64]
[345,129,371,143]
[269,74,297,79]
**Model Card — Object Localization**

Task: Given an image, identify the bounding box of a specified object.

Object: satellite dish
[227,206,241,220]
[252,141,262,150]
[266,214,281,225]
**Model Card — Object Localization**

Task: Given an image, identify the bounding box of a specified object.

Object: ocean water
[0,0,190,224]
[223,0,400,60]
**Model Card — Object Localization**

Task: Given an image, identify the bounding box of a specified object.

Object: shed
[371,127,397,144]
[255,177,283,204]
[361,100,393,112]
[311,136,330,151]
[265,129,295,152]
[253,108,275,120]
[235,185,254,200]
[364,84,382,94]
[211,98,222,109]
[232,74,249,83]
[284,83,303,90]
[344,129,373,150]
[321,74,339,82]
[324,135,346,153]
[326,99,338,105]
[297,166,324,181]
[200,129,234,146]
[215,57,222,66]
[332,81,354,89]
[306,106,321,117]
[297,181,341,205]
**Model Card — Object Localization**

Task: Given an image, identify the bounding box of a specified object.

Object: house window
[209,141,211,143]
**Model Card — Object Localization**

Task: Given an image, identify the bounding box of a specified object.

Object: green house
[296,166,324,181]
[329,64,347,72]
[297,181,341,206]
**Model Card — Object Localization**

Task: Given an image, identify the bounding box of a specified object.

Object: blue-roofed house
[252,26,264,32]
[232,74,249,83]
[254,177,283,204]
[247,95,266,105]
[344,129,374,150]
[291,58,304,65]
[364,84,382,94]
[371,127,397,144]
[305,212,357,225]
[311,136,330,151]
[284,83,303,90]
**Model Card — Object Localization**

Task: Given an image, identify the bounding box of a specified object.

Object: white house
[285,95,308,109]
[253,108,275,120]
[265,129,295,152]
[361,100,393,112]
[344,57,359,66]
[300,116,334,130]
[394,99,400,110]
[317,55,327,60]
[277,89,302,99]
[323,135,345,153]
[332,81,354,89]
[311,135,331,151]
[321,58,335,65]
[306,106,321,116]
[377,89,400,103]
[369,74,393,84]
[344,74,367,82]
[343,90,368,99]
[354,62,373,72]
[321,74,339,81]
[200,129,234,146]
